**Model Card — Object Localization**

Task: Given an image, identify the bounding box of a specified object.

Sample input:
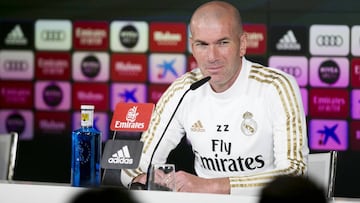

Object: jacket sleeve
[229,68,309,195]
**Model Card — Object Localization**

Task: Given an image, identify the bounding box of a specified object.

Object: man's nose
[207,45,219,62]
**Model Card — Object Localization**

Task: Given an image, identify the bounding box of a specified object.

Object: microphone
[144,76,211,189]
[190,76,211,90]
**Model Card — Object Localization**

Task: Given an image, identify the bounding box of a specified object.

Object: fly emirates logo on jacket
[195,138,265,173]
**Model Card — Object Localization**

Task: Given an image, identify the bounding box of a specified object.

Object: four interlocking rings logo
[41,30,66,41]
[316,35,343,46]
[3,60,28,71]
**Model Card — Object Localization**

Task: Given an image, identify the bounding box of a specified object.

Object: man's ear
[239,32,247,57]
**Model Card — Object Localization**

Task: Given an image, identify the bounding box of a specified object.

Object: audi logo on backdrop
[3,60,28,71]
[41,30,66,41]
[316,35,343,46]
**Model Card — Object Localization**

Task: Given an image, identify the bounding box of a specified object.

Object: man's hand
[174,170,230,194]
[132,173,147,184]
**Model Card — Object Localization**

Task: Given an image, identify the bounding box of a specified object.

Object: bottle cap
[81,105,95,110]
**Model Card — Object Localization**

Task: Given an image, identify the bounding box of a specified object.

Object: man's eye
[195,42,207,47]
[219,41,229,45]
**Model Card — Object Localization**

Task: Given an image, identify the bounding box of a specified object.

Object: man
[121,0,309,195]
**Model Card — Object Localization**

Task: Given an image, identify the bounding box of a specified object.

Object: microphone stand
[145,76,211,189]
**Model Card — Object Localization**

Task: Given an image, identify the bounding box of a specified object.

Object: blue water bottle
[71,105,102,187]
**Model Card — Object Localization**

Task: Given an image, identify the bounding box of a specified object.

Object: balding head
[190,1,243,36]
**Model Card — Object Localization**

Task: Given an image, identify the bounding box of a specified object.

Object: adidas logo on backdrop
[5,24,28,45]
[276,30,301,51]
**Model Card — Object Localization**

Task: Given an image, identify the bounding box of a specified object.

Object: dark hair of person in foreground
[69,187,139,203]
[259,175,327,203]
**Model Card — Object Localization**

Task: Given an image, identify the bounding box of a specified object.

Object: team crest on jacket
[241,111,257,136]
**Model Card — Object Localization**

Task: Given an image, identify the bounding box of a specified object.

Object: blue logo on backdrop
[157,59,178,78]
[118,88,138,102]
[317,124,341,145]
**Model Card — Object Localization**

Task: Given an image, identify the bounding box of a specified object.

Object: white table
[0,181,359,203]
[0,180,258,203]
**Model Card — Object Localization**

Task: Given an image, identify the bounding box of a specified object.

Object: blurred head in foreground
[259,175,327,203]
[69,187,138,203]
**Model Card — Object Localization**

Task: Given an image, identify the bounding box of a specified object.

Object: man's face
[190,17,246,92]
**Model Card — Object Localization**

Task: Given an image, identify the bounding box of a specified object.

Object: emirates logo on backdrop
[73,21,109,50]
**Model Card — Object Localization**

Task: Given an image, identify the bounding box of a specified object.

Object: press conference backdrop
[0,0,359,198]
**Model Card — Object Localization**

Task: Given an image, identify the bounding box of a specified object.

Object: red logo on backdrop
[243,24,267,55]
[0,81,33,108]
[111,54,147,82]
[35,111,71,136]
[149,22,187,52]
[350,121,360,150]
[148,84,170,104]
[110,102,154,132]
[72,83,109,111]
[35,52,71,80]
[351,58,360,87]
[187,55,197,72]
[73,21,109,50]
[309,88,349,118]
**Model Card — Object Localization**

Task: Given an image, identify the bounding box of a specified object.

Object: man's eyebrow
[217,37,230,42]
[193,39,208,45]
[194,37,230,44]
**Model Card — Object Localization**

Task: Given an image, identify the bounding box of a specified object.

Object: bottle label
[81,109,93,127]
[78,140,91,164]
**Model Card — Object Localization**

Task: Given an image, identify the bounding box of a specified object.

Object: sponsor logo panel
[0,21,33,49]
[35,111,71,136]
[268,55,308,87]
[110,21,148,53]
[309,57,349,87]
[350,121,360,151]
[351,58,360,87]
[35,81,71,110]
[148,53,186,84]
[111,53,147,82]
[309,119,348,151]
[269,26,307,55]
[35,52,71,80]
[101,140,143,169]
[110,102,154,132]
[73,111,109,141]
[0,81,33,109]
[72,83,109,111]
[309,24,350,56]
[351,25,360,56]
[309,88,349,118]
[147,84,169,104]
[110,83,147,110]
[0,50,34,80]
[35,19,72,50]
[351,89,360,119]
[0,109,34,140]
[73,21,109,50]
[149,22,187,52]
[244,24,267,55]
[72,51,109,81]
